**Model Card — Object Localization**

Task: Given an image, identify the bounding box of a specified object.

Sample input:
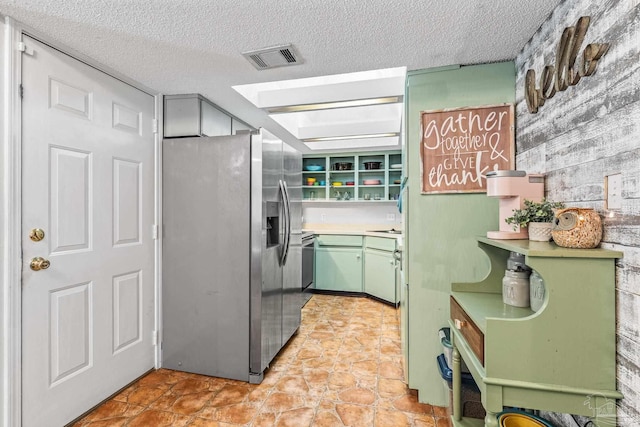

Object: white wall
[303,202,402,228]
[0,16,7,427]
[515,1,640,425]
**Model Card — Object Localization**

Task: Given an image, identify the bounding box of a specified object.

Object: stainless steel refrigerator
[162,129,302,383]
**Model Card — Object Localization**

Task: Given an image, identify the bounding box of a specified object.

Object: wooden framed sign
[420,103,514,194]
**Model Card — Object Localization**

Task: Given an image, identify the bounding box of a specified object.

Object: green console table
[449,237,623,427]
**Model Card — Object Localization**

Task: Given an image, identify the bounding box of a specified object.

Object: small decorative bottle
[529,270,545,312]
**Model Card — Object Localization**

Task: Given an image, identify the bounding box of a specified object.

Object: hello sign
[525,16,609,113]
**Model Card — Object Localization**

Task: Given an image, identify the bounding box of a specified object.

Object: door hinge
[17,42,34,56]
[152,330,159,346]
[152,224,159,240]
[152,119,159,134]
[19,84,24,99]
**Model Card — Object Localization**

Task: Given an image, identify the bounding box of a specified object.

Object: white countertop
[302,224,403,246]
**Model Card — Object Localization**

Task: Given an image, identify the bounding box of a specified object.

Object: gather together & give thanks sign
[420,104,514,194]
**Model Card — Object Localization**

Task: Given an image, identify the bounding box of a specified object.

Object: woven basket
[551,208,602,249]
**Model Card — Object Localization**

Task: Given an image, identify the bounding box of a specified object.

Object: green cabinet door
[364,249,397,303]
[315,247,363,292]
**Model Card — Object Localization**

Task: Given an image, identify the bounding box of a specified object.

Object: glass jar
[507,251,531,272]
[502,269,531,307]
[529,270,545,312]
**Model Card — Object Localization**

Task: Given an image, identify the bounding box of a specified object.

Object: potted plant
[505,198,565,241]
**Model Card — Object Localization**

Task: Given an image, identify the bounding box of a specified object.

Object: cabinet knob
[454,318,467,330]
[356,254,361,260]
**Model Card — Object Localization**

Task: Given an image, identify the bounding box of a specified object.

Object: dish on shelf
[393,180,401,184]
[363,161,382,170]
[332,162,353,171]
[390,164,402,169]
[306,177,316,185]
[332,182,343,186]
[346,181,355,186]
[305,165,324,171]
[497,411,553,427]
[363,179,381,185]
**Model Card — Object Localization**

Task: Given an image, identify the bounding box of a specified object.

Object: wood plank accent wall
[515,1,640,426]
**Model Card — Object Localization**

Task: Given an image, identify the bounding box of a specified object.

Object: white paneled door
[21,36,156,427]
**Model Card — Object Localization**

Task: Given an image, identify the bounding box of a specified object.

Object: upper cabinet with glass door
[302,151,402,202]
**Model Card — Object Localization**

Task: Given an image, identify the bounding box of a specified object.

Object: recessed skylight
[233,67,406,151]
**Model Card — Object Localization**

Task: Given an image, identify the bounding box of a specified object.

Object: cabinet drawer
[450,296,484,365]
[364,236,396,251]
[316,235,363,247]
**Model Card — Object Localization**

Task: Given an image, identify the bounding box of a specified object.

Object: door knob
[30,257,50,271]
[29,228,45,242]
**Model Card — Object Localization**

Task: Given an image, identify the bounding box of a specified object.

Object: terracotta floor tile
[262,391,306,413]
[171,390,215,415]
[248,412,275,427]
[432,405,449,418]
[335,403,375,426]
[351,359,379,376]
[328,371,357,390]
[303,368,330,389]
[83,418,129,427]
[313,410,345,427]
[205,402,259,424]
[127,409,191,427]
[209,383,252,407]
[302,357,335,370]
[275,407,315,427]
[414,414,437,426]
[337,387,376,405]
[275,375,310,394]
[120,385,168,406]
[393,394,434,414]
[187,418,229,427]
[379,360,404,380]
[375,408,412,426]
[78,295,449,426]
[172,378,216,394]
[80,400,145,422]
[378,378,411,398]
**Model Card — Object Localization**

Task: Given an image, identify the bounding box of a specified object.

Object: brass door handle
[29,228,45,242]
[30,257,50,271]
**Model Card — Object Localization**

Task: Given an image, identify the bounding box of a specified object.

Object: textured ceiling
[0,0,560,152]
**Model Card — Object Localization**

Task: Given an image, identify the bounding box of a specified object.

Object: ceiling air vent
[242,44,303,70]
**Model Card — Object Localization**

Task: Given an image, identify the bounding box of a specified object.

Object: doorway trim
[0,16,163,427]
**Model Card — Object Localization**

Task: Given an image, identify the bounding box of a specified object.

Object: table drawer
[451,296,485,365]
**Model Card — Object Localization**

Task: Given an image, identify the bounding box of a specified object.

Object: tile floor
[72,294,450,427]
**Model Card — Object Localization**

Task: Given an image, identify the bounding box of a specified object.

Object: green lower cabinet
[364,248,397,304]
[314,247,363,292]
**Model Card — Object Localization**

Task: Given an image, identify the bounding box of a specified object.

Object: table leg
[452,346,461,421]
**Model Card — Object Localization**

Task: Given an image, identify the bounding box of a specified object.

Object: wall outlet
[386,213,395,221]
[605,173,622,210]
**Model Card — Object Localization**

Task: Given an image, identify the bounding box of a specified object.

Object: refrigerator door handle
[281,180,292,265]
[278,179,290,266]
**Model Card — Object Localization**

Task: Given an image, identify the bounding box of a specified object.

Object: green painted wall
[405,62,515,405]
